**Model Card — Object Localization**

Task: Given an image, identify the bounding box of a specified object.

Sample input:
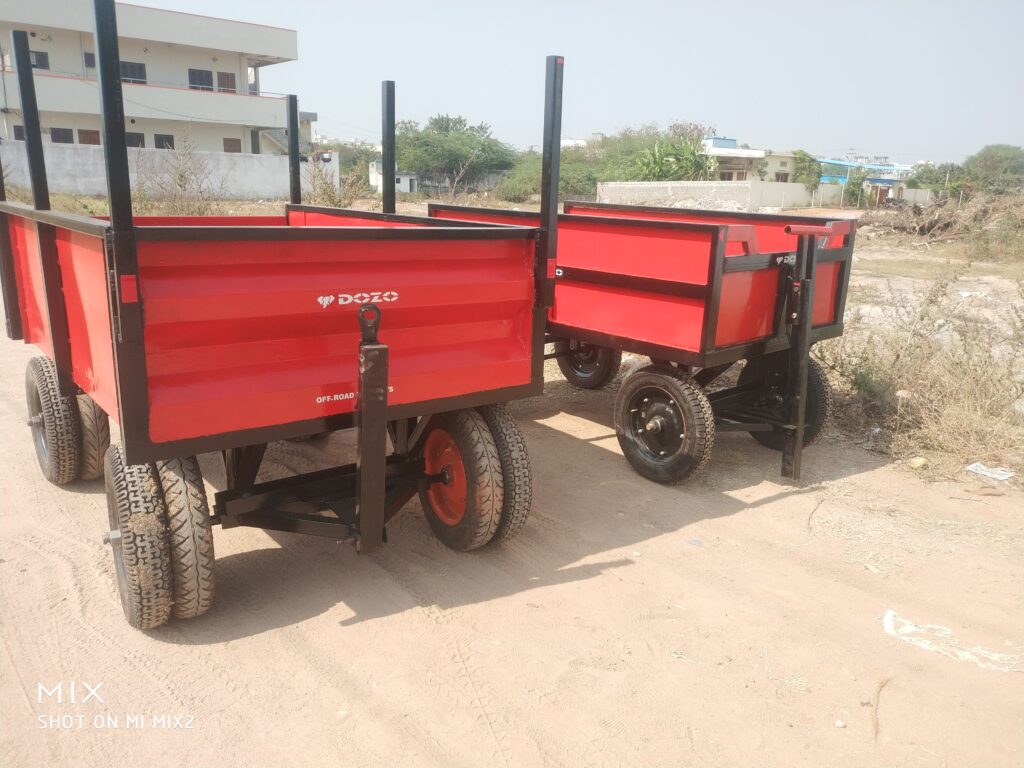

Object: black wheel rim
[27,381,48,468]
[626,385,687,462]
[566,342,603,379]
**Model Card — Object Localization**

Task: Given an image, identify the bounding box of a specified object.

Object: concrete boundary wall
[597,179,933,210]
[0,142,324,200]
[597,179,813,210]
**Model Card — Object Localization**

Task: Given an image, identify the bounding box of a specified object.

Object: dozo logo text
[317,291,399,308]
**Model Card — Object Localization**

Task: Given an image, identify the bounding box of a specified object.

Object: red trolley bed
[0,0,566,630]
[427,201,856,485]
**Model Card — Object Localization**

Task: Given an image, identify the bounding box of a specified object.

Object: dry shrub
[861,194,1024,262]
[815,276,1024,475]
[134,134,224,215]
[304,160,370,208]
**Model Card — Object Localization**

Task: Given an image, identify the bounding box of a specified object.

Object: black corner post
[11,31,49,211]
[780,234,817,481]
[537,55,564,308]
[286,94,301,204]
[355,304,388,554]
[94,0,151,460]
[92,2,133,234]
[381,81,396,214]
[12,29,74,391]
[0,154,22,339]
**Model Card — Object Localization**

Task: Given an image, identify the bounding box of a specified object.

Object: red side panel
[135,237,536,444]
[115,215,287,227]
[715,269,780,346]
[430,208,537,227]
[812,261,841,326]
[56,230,119,420]
[550,220,714,352]
[567,204,803,253]
[287,210,423,228]
[554,285,705,351]
[560,219,713,283]
[8,217,52,354]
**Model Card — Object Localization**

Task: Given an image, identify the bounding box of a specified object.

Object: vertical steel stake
[381,81,396,214]
[356,304,388,553]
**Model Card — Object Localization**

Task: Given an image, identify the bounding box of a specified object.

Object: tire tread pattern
[105,445,172,630]
[614,365,715,483]
[77,393,110,481]
[157,457,216,619]
[27,357,80,485]
[420,409,504,551]
[477,404,532,544]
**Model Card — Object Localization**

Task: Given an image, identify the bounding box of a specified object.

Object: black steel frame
[2,0,565,550]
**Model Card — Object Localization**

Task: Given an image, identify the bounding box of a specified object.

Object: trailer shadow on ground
[151,373,887,645]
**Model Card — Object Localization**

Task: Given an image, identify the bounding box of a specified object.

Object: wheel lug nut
[102,530,121,545]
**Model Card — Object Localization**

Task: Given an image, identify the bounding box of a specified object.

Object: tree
[635,138,717,181]
[792,149,821,192]
[841,168,870,208]
[396,115,515,197]
[963,144,1024,193]
[906,162,967,194]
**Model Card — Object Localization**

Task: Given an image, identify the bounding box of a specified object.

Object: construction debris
[859,194,1024,239]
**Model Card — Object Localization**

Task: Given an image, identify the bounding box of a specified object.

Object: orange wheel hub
[423,428,468,525]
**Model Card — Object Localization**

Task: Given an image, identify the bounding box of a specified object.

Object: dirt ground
[2,324,1022,767]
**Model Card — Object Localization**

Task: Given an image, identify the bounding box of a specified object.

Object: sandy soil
[1,344,1022,767]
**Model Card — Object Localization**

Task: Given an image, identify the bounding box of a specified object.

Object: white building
[368,160,418,194]
[701,137,797,182]
[0,0,314,154]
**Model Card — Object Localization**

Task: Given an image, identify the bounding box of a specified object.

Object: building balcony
[0,68,289,129]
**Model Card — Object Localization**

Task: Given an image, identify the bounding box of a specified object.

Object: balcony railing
[0,67,289,128]
[0,64,282,98]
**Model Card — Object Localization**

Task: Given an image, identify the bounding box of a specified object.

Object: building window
[155,134,175,149]
[120,61,147,84]
[125,132,145,148]
[13,125,26,141]
[189,68,214,91]
[50,128,74,144]
[84,52,96,68]
[29,51,50,70]
[775,172,790,183]
[217,72,237,93]
[719,171,734,181]
[223,138,242,153]
[78,129,101,145]
[780,160,788,168]
[735,171,747,181]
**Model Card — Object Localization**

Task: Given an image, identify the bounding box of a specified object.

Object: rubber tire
[77,394,110,481]
[25,357,80,485]
[557,343,622,389]
[157,456,215,620]
[476,404,532,544]
[738,357,833,450]
[419,410,503,552]
[104,445,172,630]
[614,365,715,484]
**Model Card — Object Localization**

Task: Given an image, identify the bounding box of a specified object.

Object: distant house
[0,0,316,154]
[701,137,797,182]
[368,160,418,194]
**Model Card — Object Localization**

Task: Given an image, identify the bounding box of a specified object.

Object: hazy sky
[142,0,1020,163]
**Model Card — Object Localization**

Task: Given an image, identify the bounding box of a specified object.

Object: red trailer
[427,201,855,484]
[0,1,564,629]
